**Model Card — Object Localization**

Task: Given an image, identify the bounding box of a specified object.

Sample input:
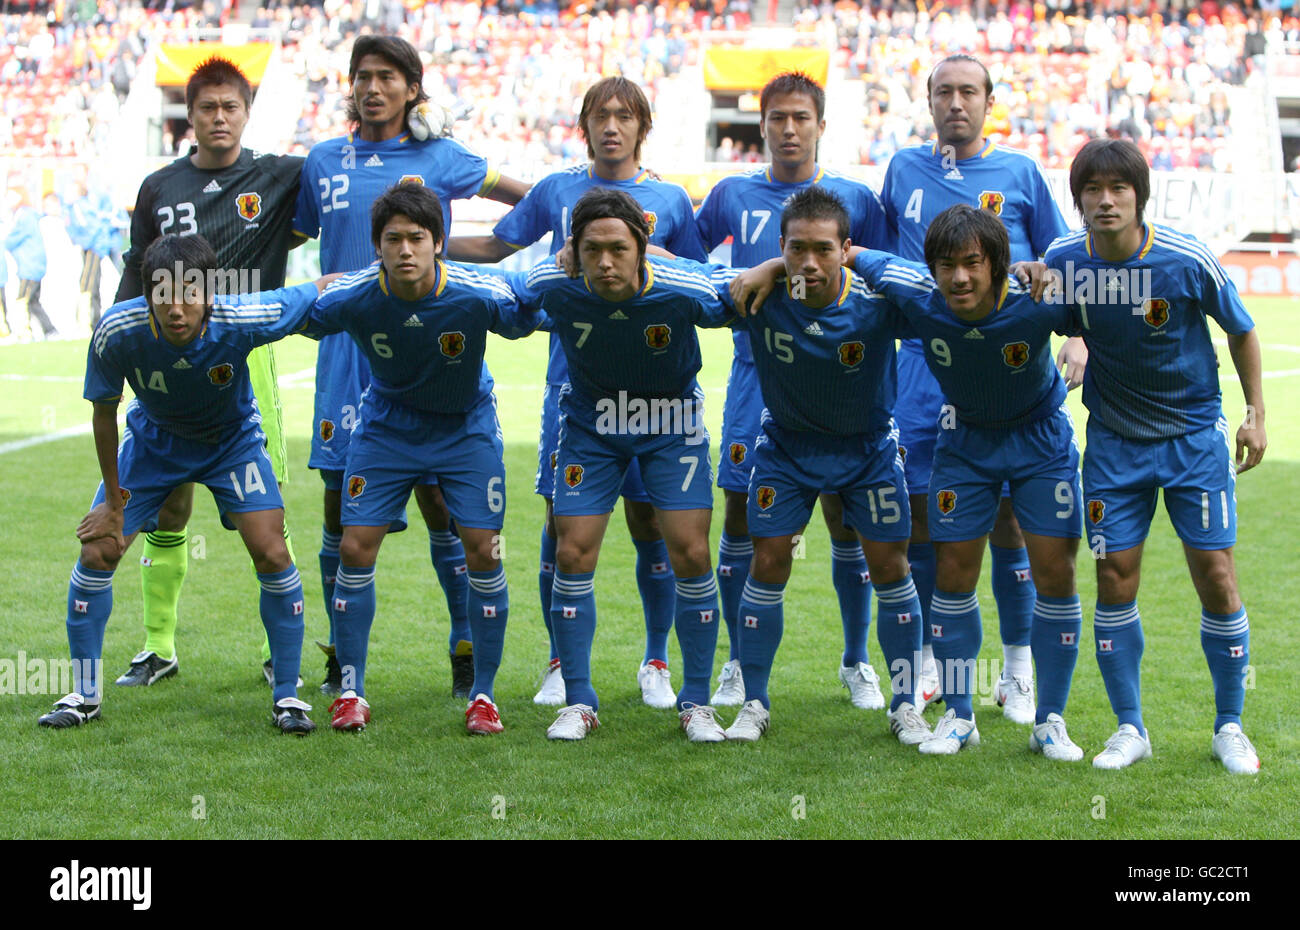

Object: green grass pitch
[0,299,1296,839]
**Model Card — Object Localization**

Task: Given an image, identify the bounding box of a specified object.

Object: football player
[112,56,306,691]
[447,77,707,710]
[40,233,335,733]
[506,188,729,742]
[878,54,1078,723]
[293,35,528,700]
[1045,139,1265,773]
[695,71,893,712]
[312,183,541,735]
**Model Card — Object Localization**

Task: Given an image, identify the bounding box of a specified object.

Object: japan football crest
[729,442,747,465]
[1088,499,1105,524]
[838,341,864,368]
[319,419,335,442]
[439,331,466,358]
[756,485,776,510]
[645,324,671,349]
[642,210,658,236]
[565,464,584,488]
[936,489,957,515]
[347,475,366,499]
[207,363,235,386]
[1142,298,1169,328]
[235,191,262,222]
[1002,342,1029,369]
[979,191,1005,215]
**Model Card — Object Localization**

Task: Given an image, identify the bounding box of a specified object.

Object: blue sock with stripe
[67,562,114,704]
[673,573,721,709]
[929,589,981,720]
[990,543,1035,648]
[538,528,558,661]
[332,564,377,698]
[1200,606,1250,732]
[258,565,306,702]
[551,570,597,710]
[319,527,341,643]
[1094,600,1145,735]
[1031,594,1082,723]
[909,542,936,653]
[430,528,471,655]
[467,566,509,701]
[633,537,675,664]
[831,539,872,666]
[716,532,752,662]
[875,575,925,711]
[737,576,784,709]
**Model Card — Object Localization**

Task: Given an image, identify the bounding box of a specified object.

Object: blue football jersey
[881,142,1070,366]
[308,260,539,414]
[294,131,497,467]
[1044,223,1255,440]
[696,165,892,363]
[853,250,1072,429]
[493,164,707,385]
[85,284,320,443]
[512,256,731,403]
[714,265,899,437]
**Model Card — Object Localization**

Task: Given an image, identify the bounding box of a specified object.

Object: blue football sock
[929,589,981,719]
[673,573,721,709]
[875,575,925,711]
[319,527,341,644]
[258,565,306,702]
[551,570,597,710]
[1031,593,1082,723]
[990,543,1035,648]
[716,532,752,662]
[632,537,675,664]
[908,542,935,650]
[736,576,785,709]
[332,564,376,698]
[831,539,872,666]
[429,529,471,655]
[67,562,114,704]
[1200,606,1250,732]
[538,527,558,661]
[1094,600,1145,735]
[467,566,509,702]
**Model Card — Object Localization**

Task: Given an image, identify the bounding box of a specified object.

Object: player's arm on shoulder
[445,235,520,263]
[78,400,125,551]
[483,171,530,206]
[1227,327,1266,472]
[729,257,786,315]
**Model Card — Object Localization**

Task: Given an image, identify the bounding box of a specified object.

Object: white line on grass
[0,422,92,455]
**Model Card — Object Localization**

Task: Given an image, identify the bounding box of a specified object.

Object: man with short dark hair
[40,233,336,734]
[310,183,541,735]
[879,53,1077,722]
[1046,138,1266,774]
[293,34,529,700]
[112,55,306,692]
[447,76,707,711]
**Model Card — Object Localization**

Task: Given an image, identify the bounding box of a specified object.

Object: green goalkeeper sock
[258,523,297,664]
[141,529,188,661]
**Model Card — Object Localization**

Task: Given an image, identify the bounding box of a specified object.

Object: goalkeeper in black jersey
[111,56,307,691]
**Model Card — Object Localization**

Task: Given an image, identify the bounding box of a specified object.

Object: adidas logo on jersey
[963,329,983,339]
[364,154,384,167]
[804,322,824,335]
[403,314,423,327]
[202,179,222,193]
[608,309,628,320]
[172,358,192,369]
[944,168,964,180]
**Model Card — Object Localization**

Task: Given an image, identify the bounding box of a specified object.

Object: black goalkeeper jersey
[116,147,304,301]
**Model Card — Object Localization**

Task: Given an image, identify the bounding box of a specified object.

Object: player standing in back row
[879,54,1078,722]
[293,35,529,699]
[112,56,306,691]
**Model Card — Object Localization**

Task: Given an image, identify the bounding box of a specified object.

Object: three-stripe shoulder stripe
[94,306,154,354]
[1150,226,1227,286]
